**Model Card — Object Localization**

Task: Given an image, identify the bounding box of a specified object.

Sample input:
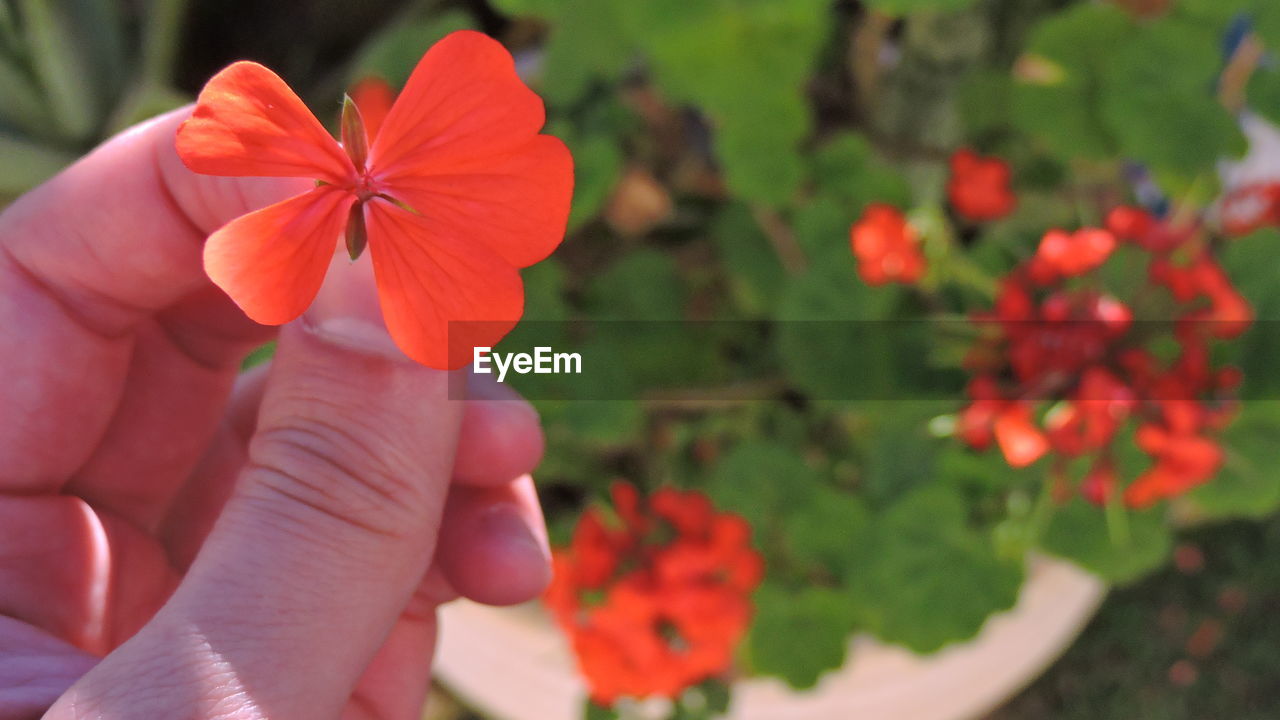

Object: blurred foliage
[481,0,1280,703]
[9,0,1280,716]
[0,0,194,198]
[991,516,1280,719]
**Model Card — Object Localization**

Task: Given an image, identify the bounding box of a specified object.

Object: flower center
[353,172,379,203]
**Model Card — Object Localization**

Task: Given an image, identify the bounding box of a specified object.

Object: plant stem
[1105,488,1131,549]
[1026,473,1057,549]
[751,205,808,276]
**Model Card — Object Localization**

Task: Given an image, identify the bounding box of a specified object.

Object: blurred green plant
[0,0,192,198]
[475,0,1280,711]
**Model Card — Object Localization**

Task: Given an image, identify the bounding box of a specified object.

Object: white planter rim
[435,555,1106,720]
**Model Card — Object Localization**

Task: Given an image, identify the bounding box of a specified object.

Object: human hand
[0,109,551,720]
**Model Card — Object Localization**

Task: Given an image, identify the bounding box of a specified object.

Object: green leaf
[1176,0,1251,26]
[1189,403,1280,520]
[490,0,565,17]
[699,680,731,715]
[747,584,856,689]
[349,10,476,89]
[809,133,912,212]
[538,0,632,105]
[522,258,571,322]
[712,204,787,316]
[1098,18,1245,174]
[863,0,977,14]
[585,249,685,319]
[493,260,571,397]
[1039,498,1172,585]
[548,121,623,231]
[540,398,644,447]
[708,441,821,530]
[852,485,1023,653]
[791,196,854,259]
[958,69,1014,139]
[1222,228,1280,399]
[580,250,722,392]
[674,680,733,720]
[241,341,277,371]
[782,485,873,583]
[713,102,807,206]
[19,0,121,141]
[774,245,901,400]
[1247,67,1280,128]
[1012,3,1129,160]
[583,698,619,720]
[937,442,1026,493]
[0,2,20,54]
[624,0,829,205]
[859,407,945,507]
[0,54,50,137]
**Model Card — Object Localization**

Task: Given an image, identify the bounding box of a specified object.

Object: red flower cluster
[948,149,1017,223]
[960,208,1249,507]
[545,483,763,705]
[850,204,926,285]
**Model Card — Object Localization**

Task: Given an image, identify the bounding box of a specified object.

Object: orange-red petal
[369,31,547,176]
[203,186,355,325]
[177,61,353,184]
[382,135,573,268]
[994,404,1049,468]
[364,197,524,369]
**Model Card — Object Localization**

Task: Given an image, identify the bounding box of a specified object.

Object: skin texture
[0,109,551,720]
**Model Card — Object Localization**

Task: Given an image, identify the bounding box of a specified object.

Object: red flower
[994,284,1130,387]
[1125,423,1223,507]
[1046,367,1135,457]
[1105,206,1190,253]
[947,149,1017,223]
[957,376,1048,468]
[1151,254,1253,339]
[545,483,763,705]
[994,403,1051,468]
[1218,182,1280,237]
[176,31,574,368]
[958,206,1248,507]
[1027,228,1116,284]
[850,204,926,286]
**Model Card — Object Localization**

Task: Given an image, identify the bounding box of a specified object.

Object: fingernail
[478,504,550,566]
[301,251,405,359]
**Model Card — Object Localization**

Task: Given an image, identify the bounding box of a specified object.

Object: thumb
[46,256,463,720]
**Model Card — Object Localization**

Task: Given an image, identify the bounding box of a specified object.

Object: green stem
[917,205,998,301]
[946,250,999,301]
[1025,473,1057,549]
[1105,488,1131,549]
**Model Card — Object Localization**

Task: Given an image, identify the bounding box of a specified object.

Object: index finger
[0,108,306,494]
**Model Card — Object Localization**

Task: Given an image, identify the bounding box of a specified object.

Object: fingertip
[454,375,544,486]
[439,479,551,606]
[152,107,312,235]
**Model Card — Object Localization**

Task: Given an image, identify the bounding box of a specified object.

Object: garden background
[4,0,1280,717]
